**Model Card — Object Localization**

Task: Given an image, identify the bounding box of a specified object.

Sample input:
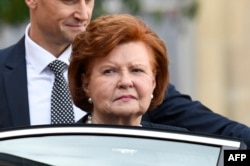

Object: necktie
[48,60,74,124]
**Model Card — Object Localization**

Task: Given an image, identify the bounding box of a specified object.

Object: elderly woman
[68,14,169,126]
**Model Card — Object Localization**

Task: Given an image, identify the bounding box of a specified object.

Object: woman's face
[83,41,156,125]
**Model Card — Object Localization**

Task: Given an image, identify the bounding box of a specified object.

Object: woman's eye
[103,69,115,74]
[132,68,144,73]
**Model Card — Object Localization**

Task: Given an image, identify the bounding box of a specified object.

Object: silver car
[0,125,246,166]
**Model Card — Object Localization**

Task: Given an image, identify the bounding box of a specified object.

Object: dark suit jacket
[143,86,250,149]
[77,114,187,132]
[0,37,30,128]
[1,37,250,148]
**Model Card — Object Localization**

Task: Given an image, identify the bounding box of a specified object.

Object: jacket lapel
[3,37,30,127]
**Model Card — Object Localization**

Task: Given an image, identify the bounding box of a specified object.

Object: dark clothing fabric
[0,37,30,127]
[1,37,250,149]
[77,114,187,132]
[143,85,250,148]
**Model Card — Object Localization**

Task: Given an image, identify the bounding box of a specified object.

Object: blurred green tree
[0,0,197,26]
[0,0,29,25]
[0,0,141,25]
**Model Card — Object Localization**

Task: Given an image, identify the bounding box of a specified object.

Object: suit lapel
[3,37,30,127]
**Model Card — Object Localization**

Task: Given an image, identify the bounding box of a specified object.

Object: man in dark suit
[0,0,92,126]
[1,0,250,149]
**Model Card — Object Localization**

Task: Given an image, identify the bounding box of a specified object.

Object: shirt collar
[25,23,72,74]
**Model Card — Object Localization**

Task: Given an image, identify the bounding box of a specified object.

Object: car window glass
[0,135,220,166]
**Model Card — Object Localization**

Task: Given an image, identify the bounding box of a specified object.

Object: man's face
[27,0,94,46]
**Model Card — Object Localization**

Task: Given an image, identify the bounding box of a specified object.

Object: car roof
[0,124,246,149]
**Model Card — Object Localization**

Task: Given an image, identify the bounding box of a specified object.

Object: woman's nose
[117,72,134,89]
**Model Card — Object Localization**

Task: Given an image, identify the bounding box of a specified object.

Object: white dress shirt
[25,24,85,125]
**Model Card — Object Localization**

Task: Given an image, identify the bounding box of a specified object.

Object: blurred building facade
[196,0,250,125]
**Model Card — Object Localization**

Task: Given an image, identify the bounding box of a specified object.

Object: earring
[88,98,92,104]
[151,94,154,99]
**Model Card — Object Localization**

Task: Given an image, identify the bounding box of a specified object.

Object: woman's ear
[81,74,89,94]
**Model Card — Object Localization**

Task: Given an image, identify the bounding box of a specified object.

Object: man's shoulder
[0,44,16,57]
[0,37,25,64]
[0,37,24,53]
[141,121,188,131]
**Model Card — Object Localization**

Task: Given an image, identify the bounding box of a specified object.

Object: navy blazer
[144,85,250,148]
[0,37,30,127]
[77,114,187,132]
[1,37,250,148]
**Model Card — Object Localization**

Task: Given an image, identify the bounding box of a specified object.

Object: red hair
[69,14,169,112]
